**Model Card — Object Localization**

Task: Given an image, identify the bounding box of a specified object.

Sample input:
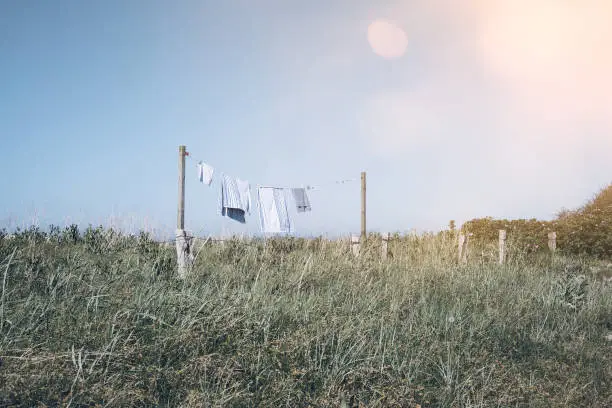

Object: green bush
[555,184,612,258]
[462,217,552,255]
[462,183,612,259]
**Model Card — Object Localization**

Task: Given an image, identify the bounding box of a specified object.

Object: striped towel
[218,174,251,224]
[257,187,291,234]
[198,162,214,186]
[291,188,311,212]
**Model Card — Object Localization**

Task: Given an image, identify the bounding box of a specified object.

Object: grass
[0,227,611,407]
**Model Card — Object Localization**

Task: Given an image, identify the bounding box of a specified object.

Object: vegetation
[0,226,611,406]
[462,182,612,259]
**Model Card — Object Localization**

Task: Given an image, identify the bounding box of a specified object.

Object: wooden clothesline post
[176,145,193,278]
[361,171,367,243]
[178,145,186,229]
[350,171,366,257]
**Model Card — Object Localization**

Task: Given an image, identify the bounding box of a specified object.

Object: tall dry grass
[0,226,610,406]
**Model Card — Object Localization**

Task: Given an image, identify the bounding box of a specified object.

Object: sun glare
[367,19,408,59]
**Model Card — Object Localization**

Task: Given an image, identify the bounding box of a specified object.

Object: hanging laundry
[291,188,311,213]
[257,187,291,234]
[235,178,252,213]
[218,174,251,223]
[198,162,214,186]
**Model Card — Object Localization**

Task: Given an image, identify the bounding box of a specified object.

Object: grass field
[0,228,611,407]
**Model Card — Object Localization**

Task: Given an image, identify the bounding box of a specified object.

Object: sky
[1,0,611,239]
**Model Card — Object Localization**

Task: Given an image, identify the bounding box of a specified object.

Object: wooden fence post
[175,229,194,279]
[458,234,468,264]
[381,232,390,260]
[548,232,557,253]
[499,229,507,264]
[351,234,360,257]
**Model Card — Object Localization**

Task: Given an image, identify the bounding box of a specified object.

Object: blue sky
[1,0,611,238]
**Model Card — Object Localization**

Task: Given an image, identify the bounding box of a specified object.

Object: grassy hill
[0,229,610,406]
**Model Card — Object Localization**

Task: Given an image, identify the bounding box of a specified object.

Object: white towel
[236,178,252,215]
[198,162,214,186]
[257,187,291,234]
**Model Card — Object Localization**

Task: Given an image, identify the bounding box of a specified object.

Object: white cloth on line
[257,187,291,234]
[218,174,251,223]
[198,162,214,186]
[236,178,252,214]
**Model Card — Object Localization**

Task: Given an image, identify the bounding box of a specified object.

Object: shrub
[555,184,612,258]
[462,183,612,259]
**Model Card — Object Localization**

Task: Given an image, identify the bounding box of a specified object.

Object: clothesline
[185,149,362,235]
[185,151,358,190]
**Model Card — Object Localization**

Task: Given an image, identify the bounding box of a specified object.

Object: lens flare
[367,19,408,59]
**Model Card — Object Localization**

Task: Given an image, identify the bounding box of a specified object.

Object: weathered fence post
[351,234,360,257]
[175,229,193,279]
[548,232,557,253]
[499,229,507,264]
[176,145,193,278]
[458,233,468,264]
[381,232,390,260]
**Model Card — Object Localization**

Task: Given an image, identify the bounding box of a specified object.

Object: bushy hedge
[461,217,552,254]
[555,184,612,258]
[461,183,612,259]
